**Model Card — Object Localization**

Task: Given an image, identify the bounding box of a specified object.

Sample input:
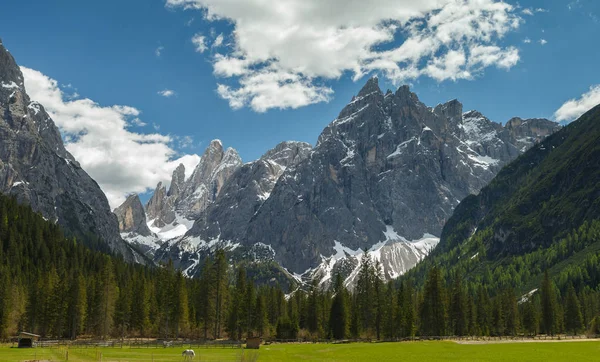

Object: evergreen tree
[450,272,468,336]
[564,284,583,335]
[541,270,557,335]
[420,266,447,336]
[355,250,375,336]
[329,273,349,340]
[213,249,228,339]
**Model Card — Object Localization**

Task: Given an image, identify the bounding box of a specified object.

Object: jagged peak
[0,39,25,93]
[260,141,313,166]
[433,99,463,122]
[223,147,241,159]
[463,110,484,118]
[357,75,382,98]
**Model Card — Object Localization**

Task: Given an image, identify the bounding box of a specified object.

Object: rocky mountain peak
[114,194,152,236]
[434,99,463,123]
[168,163,186,198]
[0,41,25,93]
[357,75,381,97]
[0,39,141,262]
[261,141,312,168]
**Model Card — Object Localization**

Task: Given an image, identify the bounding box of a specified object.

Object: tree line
[1,193,600,340]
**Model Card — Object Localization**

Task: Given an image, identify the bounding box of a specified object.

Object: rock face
[0,39,142,261]
[114,194,152,236]
[154,141,312,274]
[116,139,243,248]
[240,78,559,275]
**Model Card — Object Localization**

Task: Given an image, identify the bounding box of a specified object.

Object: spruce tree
[329,273,349,340]
[450,272,468,336]
[564,284,583,335]
[420,266,447,336]
[541,270,557,335]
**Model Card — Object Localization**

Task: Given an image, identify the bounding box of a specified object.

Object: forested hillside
[401,104,600,334]
[0,193,289,340]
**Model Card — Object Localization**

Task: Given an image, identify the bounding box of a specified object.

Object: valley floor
[2,340,600,361]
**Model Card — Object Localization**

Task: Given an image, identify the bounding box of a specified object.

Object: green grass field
[2,341,600,362]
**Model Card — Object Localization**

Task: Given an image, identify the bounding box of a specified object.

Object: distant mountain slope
[144,78,559,286]
[405,104,600,293]
[0,38,142,261]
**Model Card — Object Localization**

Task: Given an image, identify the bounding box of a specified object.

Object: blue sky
[1,0,599,207]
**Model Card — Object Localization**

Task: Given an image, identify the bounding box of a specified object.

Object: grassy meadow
[2,340,600,362]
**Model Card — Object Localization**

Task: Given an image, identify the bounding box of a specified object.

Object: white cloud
[167,0,522,112]
[158,89,176,97]
[555,85,600,123]
[21,67,200,208]
[212,33,224,48]
[539,39,547,45]
[155,45,164,57]
[523,38,531,44]
[192,33,207,53]
[522,8,534,16]
[130,118,147,127]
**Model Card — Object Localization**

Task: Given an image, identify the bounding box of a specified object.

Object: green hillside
[405,104,600,295]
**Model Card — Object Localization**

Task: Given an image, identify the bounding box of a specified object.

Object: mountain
[147,77,558,286]
[404,103,600,294]
[0,38,142,261]
[145,140,242,235]
[114,194,157,255]
[153,141,312,276]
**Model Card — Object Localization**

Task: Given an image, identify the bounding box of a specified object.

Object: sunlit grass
[2,340,600,361]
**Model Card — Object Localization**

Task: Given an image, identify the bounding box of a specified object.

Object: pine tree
[199,257,216,339]
[450,272,468,336]
[254,292,268,337]
[329,273,349,340]
[213,249,228,339]
[522,298,539,336]
[355,250,375,336]
[564,284,583,335]
[307,279,322,336]
[541,270,557,335]
[476,286,491,336]
[173,272,190,338]
[227,267,246,340]
[420,266,447,336]
[130,275,150,336]
[0,266,10,338]
[66,273,87,339]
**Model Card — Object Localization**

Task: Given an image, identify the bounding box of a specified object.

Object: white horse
[182,349,195,360]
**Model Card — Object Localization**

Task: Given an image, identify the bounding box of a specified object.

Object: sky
[1,0,599,208]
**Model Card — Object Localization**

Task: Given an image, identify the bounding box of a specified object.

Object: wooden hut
[18,332,40,348]
[246,337,261,349]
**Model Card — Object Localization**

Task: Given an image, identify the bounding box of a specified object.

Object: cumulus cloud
[192,33,207,53]
[158,89,176,97]
[166,0,523,112]
[212,33,224,48]
[555,85,600,123]
[21,67,200,208]
[539,39,548,45]
[155,46,164,57]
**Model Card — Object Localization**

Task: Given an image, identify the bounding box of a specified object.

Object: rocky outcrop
[114,194,152,236]
[0,39,142,262]
[154,141,312,273]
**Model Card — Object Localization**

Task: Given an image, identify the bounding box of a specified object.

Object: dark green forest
[1,193,600,341]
